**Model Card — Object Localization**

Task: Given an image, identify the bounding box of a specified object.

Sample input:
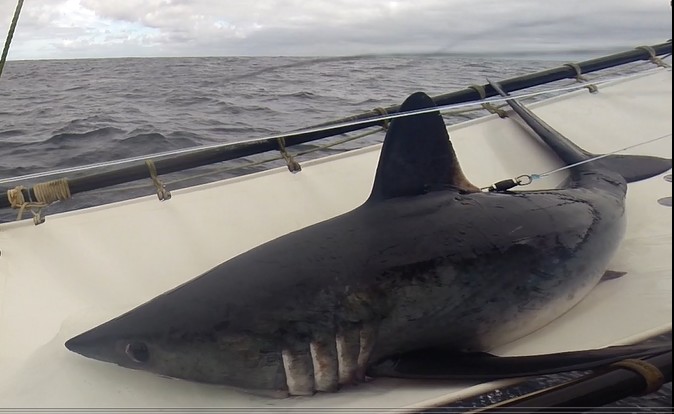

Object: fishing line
[1,67,665,186]
[531,133,673,179]
[484,132,673,192]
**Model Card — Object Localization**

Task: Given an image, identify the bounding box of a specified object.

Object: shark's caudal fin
[367,92,479,202]
[488,80,672,183]
[367,342,671,380]
[597,154,672,183]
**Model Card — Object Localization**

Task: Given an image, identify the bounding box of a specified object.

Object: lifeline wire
[0,66,667,186]
[91,126,385,196]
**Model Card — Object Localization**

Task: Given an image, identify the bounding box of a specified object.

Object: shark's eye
[125,342,150,363]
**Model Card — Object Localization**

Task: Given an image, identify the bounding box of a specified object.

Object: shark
[65,90,672,397]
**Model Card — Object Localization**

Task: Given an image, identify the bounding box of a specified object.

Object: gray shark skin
[66,91,672,397]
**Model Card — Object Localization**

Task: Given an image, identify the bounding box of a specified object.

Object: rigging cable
[0,0,24,79]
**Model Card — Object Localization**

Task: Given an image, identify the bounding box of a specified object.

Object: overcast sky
[1,0,672,60]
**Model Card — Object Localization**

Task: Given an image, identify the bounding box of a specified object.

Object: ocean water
[1,55,567,221]
[0,55,670,409]
[0,55,656,219]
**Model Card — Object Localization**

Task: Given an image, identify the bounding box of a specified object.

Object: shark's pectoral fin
[366,343,671,379]
[367,92,479,202]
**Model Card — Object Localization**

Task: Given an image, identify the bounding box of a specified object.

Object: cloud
[1,0,671,59]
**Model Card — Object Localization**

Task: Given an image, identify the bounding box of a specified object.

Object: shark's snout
[65,330,127,365]
[65,330,97,356]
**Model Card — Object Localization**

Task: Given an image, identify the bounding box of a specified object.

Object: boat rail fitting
[372,107,390,130]
[563,62,599,93]
[277,137,302,173]
[468,84,488,100]
[482,102,509,119]
[145,160,172,201]
[612,358,666,395]
[636,45,671,68]
[468,84,508,117]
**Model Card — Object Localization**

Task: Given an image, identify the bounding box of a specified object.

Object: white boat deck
[0,67,671,409]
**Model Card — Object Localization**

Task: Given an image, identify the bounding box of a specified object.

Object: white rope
[0,66,667,186]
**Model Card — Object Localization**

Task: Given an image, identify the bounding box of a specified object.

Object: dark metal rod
[1,40,671,209]
[0,0,24,79]
[475,351,672,413]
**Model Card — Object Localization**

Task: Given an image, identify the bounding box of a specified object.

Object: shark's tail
[488,80,672,183]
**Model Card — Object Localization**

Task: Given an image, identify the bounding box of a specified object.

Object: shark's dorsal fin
[367,92,478,202]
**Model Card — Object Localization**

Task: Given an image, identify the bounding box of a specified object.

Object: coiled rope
[6,178,71,223]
